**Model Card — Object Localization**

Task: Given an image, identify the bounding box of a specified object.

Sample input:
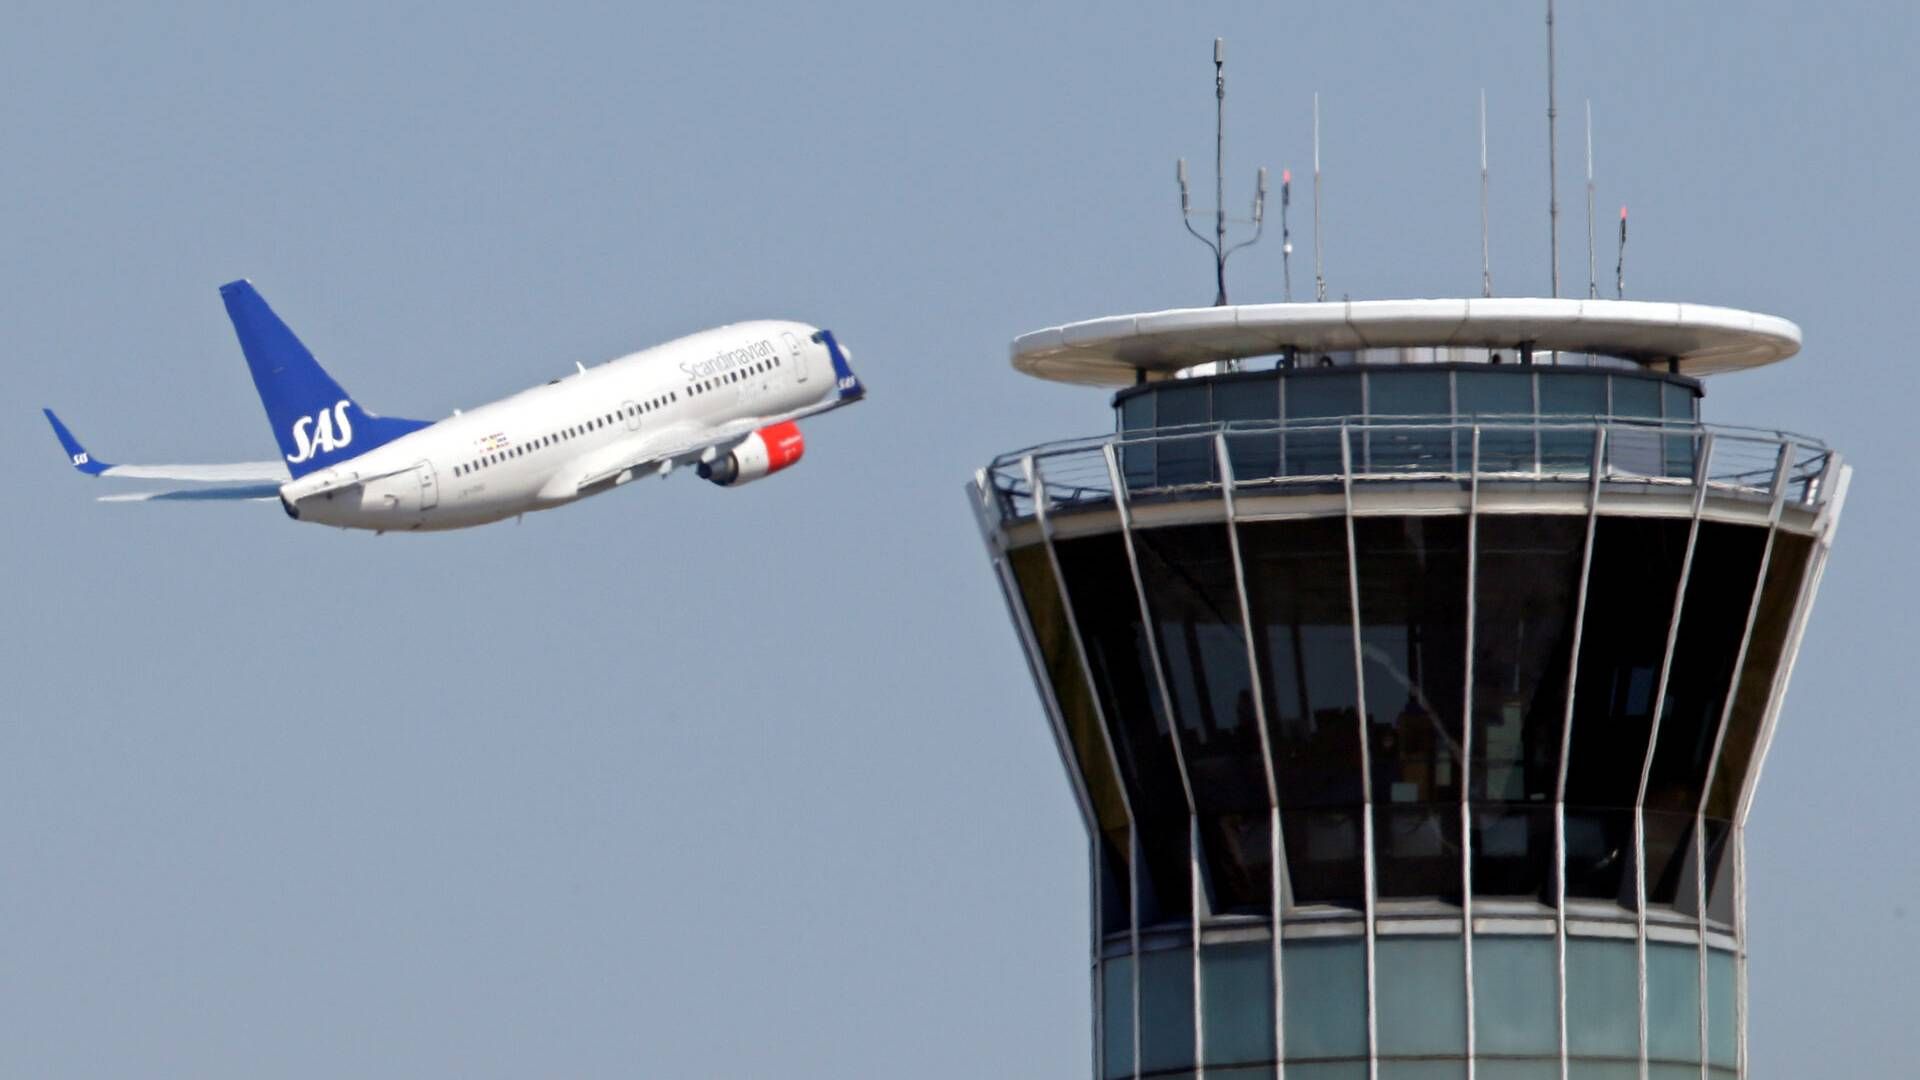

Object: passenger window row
[451,389,689,477]
[687,355,781,397]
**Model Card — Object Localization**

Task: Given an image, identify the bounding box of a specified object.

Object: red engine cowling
[698,421,805,487]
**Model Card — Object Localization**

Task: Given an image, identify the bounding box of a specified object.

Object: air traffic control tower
[968,299,1847,1079]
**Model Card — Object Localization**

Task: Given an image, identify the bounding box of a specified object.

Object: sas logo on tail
[287,399,355,464]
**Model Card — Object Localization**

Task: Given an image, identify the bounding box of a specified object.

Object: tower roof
[1011,298,1802,386]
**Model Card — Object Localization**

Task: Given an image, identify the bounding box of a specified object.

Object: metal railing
[983,416,1837,522]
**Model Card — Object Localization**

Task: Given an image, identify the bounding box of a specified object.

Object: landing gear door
[783,331,806,385]
[414,461,439,510]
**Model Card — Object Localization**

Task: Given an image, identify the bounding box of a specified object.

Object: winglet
[43,408,112,475]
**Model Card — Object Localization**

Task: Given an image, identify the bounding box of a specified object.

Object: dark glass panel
[1368,370,1452,417]
[1122,391,1156,430]
[1285,373,1362,476]
[1457,369,1535,472]
[1102,956,1135,1079]
[1563,807,1636,905]
[1056,532,1192,922]
[1239,518,1365,907]
[1457,368,1534,412]
[1470,514,1584,896]
[1663,383,1699,478]
[1471,516,1584,800]
[1611,375,1662,418]
[1121,392,1157,488]
[1642,808,1698,910]
[1134,525,1275,915]
[1281,808,1366,907]
[1646,522,1769,812]
[1609,376,1666,476]
[1367,370,1453,472]
[1540,372,1609,470]
[1540,371,1608,413]
[1140,946,1197,1076]
[1157,383,1214,486]
[1705,532,1814,820]
[1196,813,1274,916]
[1644,522,1767,907]
[1701,818,1734,926]
[1355,516,1468,898]
[1663,382,1697,420]
[1471,805,1555,899]
[1287,372,1364,418]
[1374,804,1462,899]
[1202,942,1276,1066]
[1217,378,1281,483]
[1564,516,1689,900]
[1098,839,1130,937]
[1008,545,1133,924]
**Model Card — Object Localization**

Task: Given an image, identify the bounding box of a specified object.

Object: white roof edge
[1010,298,1803,387]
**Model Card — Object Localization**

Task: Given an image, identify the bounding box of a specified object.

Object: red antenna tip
[1282,168,1292,184]
[1620,205,1628,219]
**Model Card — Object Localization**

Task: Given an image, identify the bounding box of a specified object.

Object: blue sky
[4,2,1915,1075]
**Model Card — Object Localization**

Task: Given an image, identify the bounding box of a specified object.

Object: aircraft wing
[569,395,852,494]
[44,408,290,500]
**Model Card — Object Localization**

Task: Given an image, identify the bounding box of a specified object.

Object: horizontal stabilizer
[44,408,290,483]
[98,484,285,503]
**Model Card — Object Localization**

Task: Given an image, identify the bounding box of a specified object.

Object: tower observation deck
[968,298,1848,1079]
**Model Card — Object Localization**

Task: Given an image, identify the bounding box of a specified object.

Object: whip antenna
[1480,90,1492,298]
[1175,37,1266,309]
[1546,0,1561,297]
[1313,92,1326,301]
[1585,100,1597,298]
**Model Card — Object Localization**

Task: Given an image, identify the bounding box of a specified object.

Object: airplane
[44,280,866,532]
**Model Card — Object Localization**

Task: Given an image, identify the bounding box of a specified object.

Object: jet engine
[698,421,805,487]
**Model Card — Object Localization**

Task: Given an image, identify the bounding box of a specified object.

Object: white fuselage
[283,320,841,531]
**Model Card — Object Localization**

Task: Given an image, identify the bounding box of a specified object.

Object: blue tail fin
[221,280,429,478]
[816,329,865,402]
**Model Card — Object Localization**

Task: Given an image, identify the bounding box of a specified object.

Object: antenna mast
[1214,37,1226,302]
[1585,100,1597,298]
[1281,169,1294,301]
[1480,90,1492,298]
[1176,38,1266,309]
[1546,0,1560,297]
[1313,92,1326,301]
[1615,206,1628,298]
